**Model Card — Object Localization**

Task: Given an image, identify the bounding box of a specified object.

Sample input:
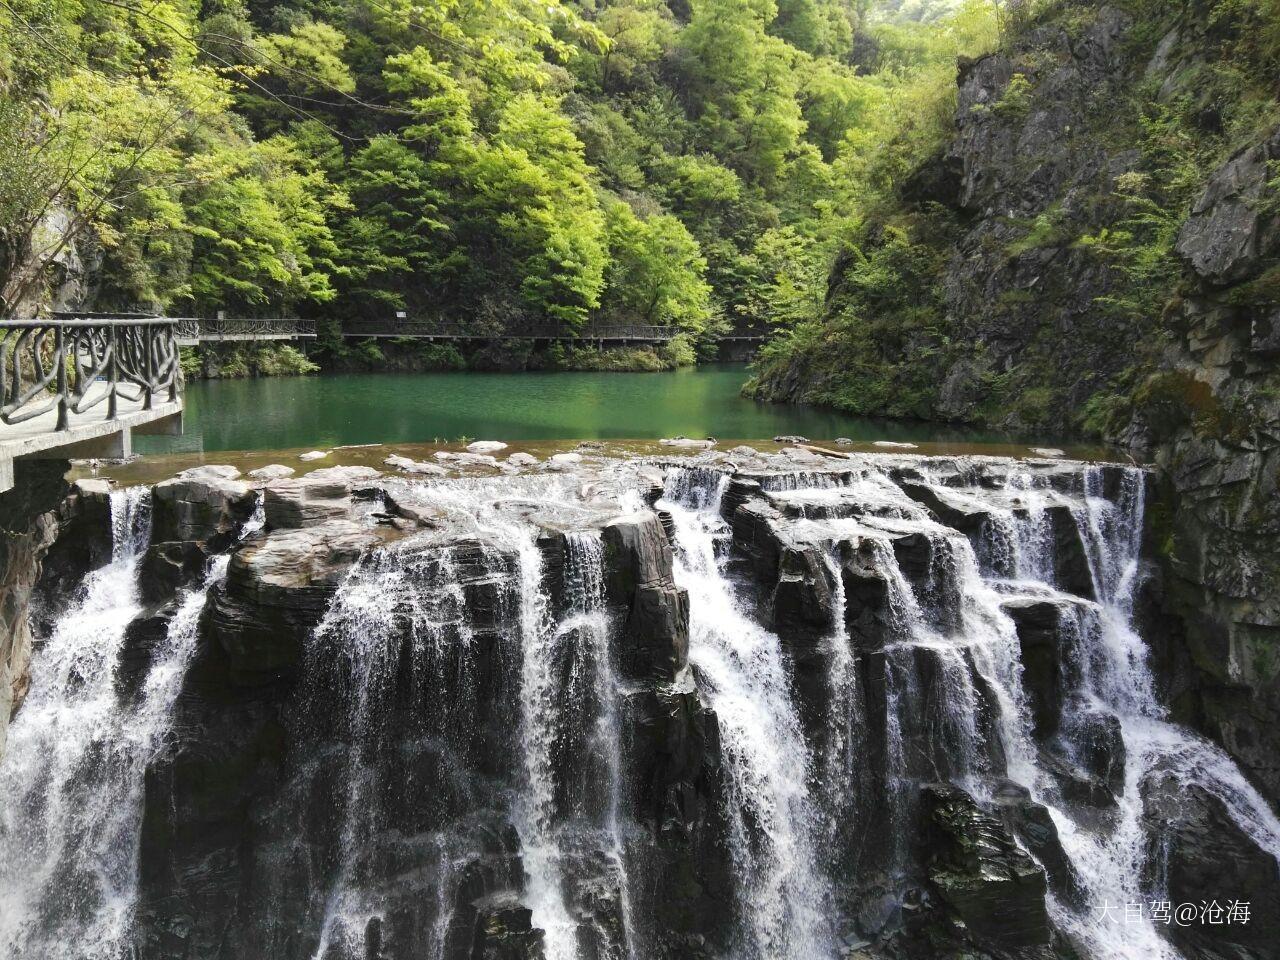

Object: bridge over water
[53,313,769,346]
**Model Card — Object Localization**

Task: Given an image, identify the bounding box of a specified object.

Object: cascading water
[772,458,1280,959]
[1041,467,1280,960]
[6,454,1279,960]
[274,477,638,960]
[0,488,223,958]
[660,468,837,960]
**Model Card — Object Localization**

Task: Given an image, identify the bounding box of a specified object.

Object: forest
[0,0,993,365]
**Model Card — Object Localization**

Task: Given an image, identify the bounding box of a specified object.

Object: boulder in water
[248,464,294,481]
[455,452,499,467]
[506,452,538,467]
[546,452,582,470]
[297,450,327,461]
[467,440,509,453]
[385,454,447,476]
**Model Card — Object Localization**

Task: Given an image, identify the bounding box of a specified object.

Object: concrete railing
[0,318,180,431]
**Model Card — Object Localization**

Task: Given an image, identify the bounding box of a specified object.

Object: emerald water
[138,366,1034,453]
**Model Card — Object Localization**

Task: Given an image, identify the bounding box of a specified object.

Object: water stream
[0,488,224,959]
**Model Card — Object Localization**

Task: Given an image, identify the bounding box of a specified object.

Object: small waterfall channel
[0,488,227,959]
[1,454,1278,960]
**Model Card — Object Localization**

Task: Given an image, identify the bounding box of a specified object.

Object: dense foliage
[750,0,1280,434]
[0,0,1001,358]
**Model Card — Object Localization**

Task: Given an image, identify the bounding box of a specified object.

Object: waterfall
[0,488,219,959]
[660,469,837,960]
[292,479,635,960]
[8,457,1280,960]
[776,461,1280,960]
[1040,467,1280,960]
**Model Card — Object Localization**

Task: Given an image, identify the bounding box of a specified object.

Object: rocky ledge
[25,446,1280,960]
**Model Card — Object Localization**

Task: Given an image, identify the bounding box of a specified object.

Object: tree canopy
[0,0,999,343]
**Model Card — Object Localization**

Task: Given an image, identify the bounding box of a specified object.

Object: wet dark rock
[899,480,991,536]
[622,673,733,950]
[771,545,836,643]
[919,784,1051,948]
[889,532,932,589]
[0,459,70,759]
[1059,707,1125,796]
[1039,747,1117,812]
[139,540,210,606]
[604,513,689,682]
[35,476,111,619]
[840,543,894,654]
[991,780,1084,907]
[1001,596,1082,740]
[728,499,785,583]
[470,894,546,960]
[151,466,256,549]
[119,601,179,698]
[194,519,397,689]
[1141,770,1280,960]
[1045,506,1094,600]
[563,850,627,960]
[719,476,760,521]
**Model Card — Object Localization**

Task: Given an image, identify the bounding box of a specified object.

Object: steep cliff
[752,0,1280,806]
[0,460,68,761]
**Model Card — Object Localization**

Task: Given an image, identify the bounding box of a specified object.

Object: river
[137,366,1047,454]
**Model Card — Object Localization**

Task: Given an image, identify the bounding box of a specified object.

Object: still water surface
[138,365,1045,453]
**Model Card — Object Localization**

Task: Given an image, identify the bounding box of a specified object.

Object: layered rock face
[0,460,69,761]
[5,449,1279,960]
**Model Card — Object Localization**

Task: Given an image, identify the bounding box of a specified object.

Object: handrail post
[107,325,118,419]
[143,323,154,410]
[168,324,179,402]
[54,325,68,431]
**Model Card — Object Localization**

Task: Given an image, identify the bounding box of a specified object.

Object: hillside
[0,0,996,360]
[751,0,1280,800]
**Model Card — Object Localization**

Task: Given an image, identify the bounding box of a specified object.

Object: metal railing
[173,317,316,341]
[340,319,684,341]
[0,318,180,430]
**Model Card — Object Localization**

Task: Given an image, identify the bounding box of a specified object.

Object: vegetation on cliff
[749,0,1280,437]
